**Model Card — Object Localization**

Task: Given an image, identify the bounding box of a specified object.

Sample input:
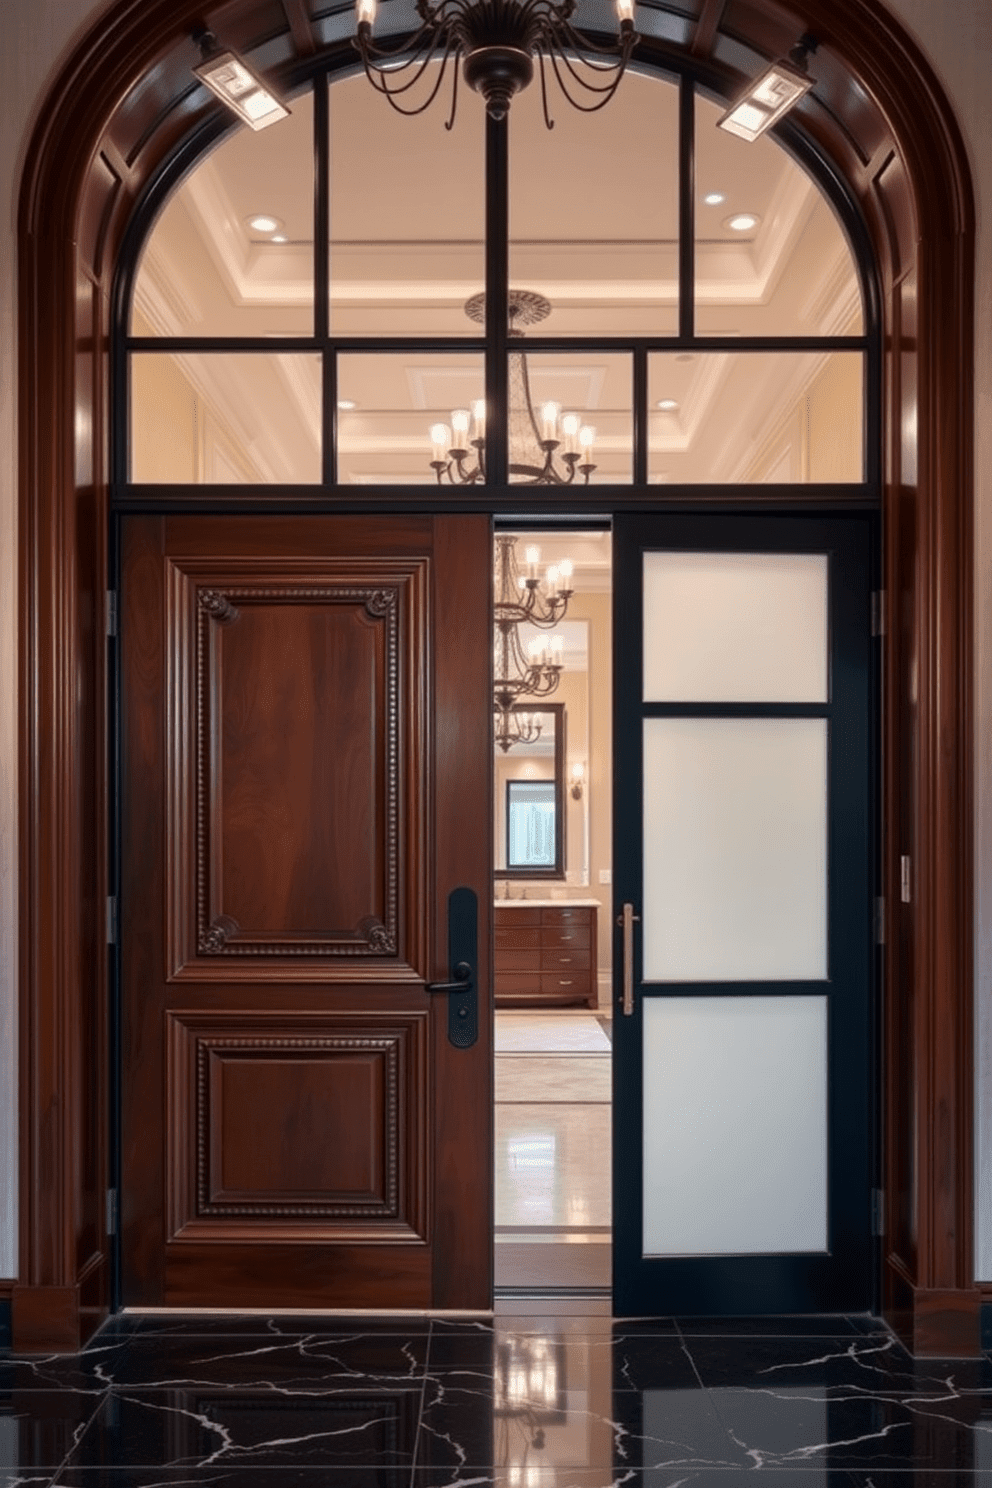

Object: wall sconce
[717,34,816,142]
[570,761,586,800]
[193,30,290,131]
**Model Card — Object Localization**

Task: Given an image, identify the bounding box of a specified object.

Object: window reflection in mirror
[497,704,565,880]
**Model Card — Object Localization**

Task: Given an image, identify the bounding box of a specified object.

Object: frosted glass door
[643,717,827,983]
[612,514,873,1316]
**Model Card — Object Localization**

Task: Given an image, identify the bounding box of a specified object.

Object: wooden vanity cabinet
[494,903,599,1008]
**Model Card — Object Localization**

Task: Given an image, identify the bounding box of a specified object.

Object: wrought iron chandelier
[430,290,597,486]
[354,0,637,128]
[494,533,573,752]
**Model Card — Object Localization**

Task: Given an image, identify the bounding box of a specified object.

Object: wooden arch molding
[15,0,975,1351]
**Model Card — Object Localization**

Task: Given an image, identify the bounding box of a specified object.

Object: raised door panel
[166,1010,429,1244]
[166,557,429,980]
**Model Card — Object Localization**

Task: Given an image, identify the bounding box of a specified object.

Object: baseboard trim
[884,1256,981,1356]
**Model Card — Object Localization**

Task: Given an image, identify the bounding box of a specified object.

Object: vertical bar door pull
[617,902,640,1016]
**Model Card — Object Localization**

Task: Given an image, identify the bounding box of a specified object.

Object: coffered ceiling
[131,66,865,486]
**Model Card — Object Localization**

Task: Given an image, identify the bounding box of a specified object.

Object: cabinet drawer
[540,972,593,999]
[495,971,543,996]
[541,926,591,949]
[541,906,593,925]
[495,927,541,951]
[540,946,591,971]
[494,907,541,927]
[496,948,542,972]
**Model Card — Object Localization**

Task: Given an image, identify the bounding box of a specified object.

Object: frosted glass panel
[643,718,827,981]
[643,995,828,1255]
[644,551,828,702]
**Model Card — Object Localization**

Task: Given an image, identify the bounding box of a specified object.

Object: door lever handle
[426,961,472,995]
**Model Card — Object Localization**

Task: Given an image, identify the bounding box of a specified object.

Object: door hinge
[106,895,118,945]
[871,589,886,637]
[106,590,118,638]
[106,1187,118,1237]
[871,1187,886,1237]
[874,896,885,946]
[900,854,911,904]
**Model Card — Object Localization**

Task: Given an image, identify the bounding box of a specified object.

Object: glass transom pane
[643,550,828,702]
[132,92,314,337]
[642,717,828,982]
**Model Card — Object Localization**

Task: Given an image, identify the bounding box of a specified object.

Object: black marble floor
[3,1307,992,1486]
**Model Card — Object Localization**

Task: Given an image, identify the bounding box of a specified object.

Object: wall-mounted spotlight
[717,34,817,142]
[570,761,586,800]
[193,30,290,131]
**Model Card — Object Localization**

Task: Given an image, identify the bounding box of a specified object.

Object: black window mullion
[633,345,648,487]
[323,349,337,486]
[485,113,510,488]
[315,76,329,342]
[679,75,695,341]
[315,77,332,481]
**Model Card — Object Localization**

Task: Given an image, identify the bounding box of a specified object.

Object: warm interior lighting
[703,191,726,205]
[247,213,282,233]
[193,34,290,132]
[656,398,679,411]
[570,760,586,799]
[717,35,816,142]
[494,536,574,753]
[726,212,760,232]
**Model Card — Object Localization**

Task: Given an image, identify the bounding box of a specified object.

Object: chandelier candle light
[494,534,573,752]
[354,0,637,128]
[431,289,597,484]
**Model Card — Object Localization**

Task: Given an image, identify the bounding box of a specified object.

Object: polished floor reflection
[495,1013,611,1290]
[3,1307,990,1484]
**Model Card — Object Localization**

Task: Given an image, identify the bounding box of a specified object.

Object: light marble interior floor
[494,1012,612,1290]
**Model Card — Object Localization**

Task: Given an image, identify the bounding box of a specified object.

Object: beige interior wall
[806,355,862,484]
[744,353,863,484]
[130,354,200,484]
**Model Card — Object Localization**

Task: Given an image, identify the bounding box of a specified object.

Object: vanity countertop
[493,897,603,908]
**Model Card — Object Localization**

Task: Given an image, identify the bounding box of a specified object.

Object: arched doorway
[14,0,975,1353]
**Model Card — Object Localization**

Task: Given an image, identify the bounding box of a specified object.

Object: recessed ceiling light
[656,399,679,411]
[337,399,357,411]
[703,192,726,206]
[725,212,760,232]
[247,213,282,234]
[271,233,287,244]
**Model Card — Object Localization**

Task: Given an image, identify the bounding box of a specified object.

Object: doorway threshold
[495,1238,611,1289]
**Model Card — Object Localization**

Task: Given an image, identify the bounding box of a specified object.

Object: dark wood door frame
[14,0,975,1352]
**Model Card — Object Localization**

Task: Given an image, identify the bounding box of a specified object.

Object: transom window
[122,65,874,497]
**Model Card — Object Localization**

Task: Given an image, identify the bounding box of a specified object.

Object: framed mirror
[495,703,565,880]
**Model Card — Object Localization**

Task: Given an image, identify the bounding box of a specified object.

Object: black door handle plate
[426,888,477,1049]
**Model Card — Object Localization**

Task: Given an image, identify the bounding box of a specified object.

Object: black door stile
[612,512,875,1316]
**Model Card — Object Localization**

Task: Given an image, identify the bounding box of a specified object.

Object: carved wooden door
[120,514,492,1309]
